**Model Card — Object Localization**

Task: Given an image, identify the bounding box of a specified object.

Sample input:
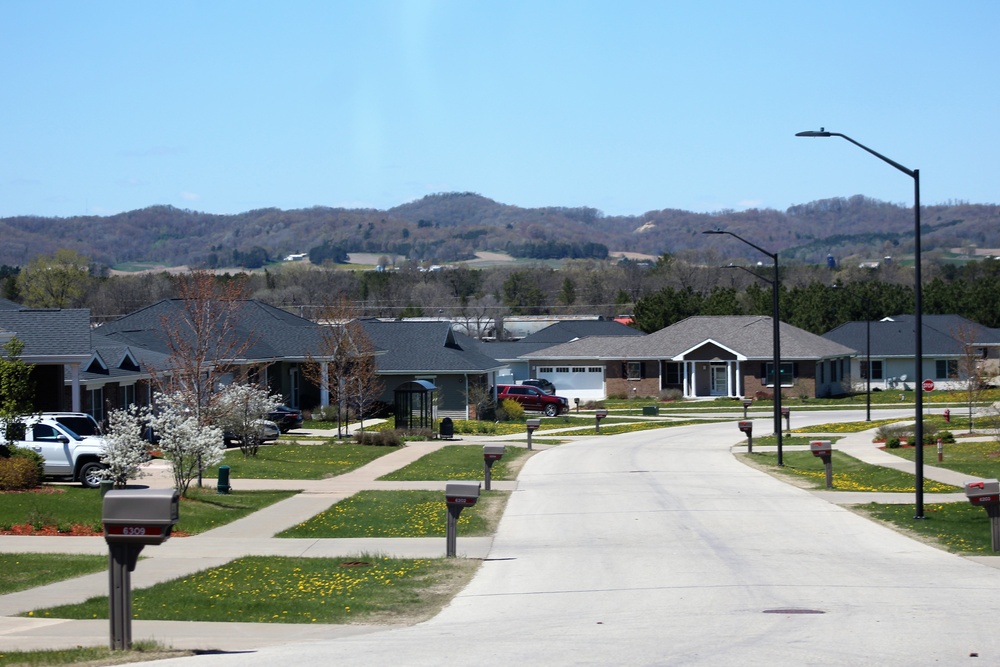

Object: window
[626,361,642,380]
[664,362,682,385]
[572,367,586,373]
[765,362,794,386]
[538,367,554,374]
[936,359,957,379]
[88,388,104,424]
[119,384,136,408]
[588,367,603,373]
[861,360,884,380]
[555,367,569,373]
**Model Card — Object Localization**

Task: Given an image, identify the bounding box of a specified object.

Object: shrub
[353,429,402,446]
[939,431,956,444]
[0,454,40,490]
[497,399,524,422]
[886,437,901,449]
[875,423,911,443]
[659,389,682,401]
[754,390,773,400]
[312,405,341,422]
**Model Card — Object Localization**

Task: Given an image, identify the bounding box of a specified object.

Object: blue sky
[2,1,997,218]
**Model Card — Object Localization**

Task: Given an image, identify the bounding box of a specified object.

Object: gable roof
[527,316,855,361]
[519,319,644,344]
[96,299,326,364]
[0,307,92,361]
[823,314,1000,357]
[360,320,505,374]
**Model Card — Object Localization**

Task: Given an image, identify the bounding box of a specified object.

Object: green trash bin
[642,405,659,416]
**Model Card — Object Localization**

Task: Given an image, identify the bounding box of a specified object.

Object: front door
[710,365,728,396]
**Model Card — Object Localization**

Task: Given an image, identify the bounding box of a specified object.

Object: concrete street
[3,409,1000,665]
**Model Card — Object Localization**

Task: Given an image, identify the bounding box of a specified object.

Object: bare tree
[953,322,991,433]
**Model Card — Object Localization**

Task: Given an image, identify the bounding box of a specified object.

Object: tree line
[4,250,1000,335]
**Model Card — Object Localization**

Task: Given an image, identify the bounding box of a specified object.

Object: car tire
[544,404,558,417]
[78,461,106,489]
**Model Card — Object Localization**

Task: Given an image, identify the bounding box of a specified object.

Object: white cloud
[179,191,201,202]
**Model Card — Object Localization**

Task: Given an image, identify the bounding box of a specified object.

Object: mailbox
[595,409,608,420]
[780,406,790,417]
[742,399,753,409]
[809,440,832,457]
[445,481,480,507]
[525,419,541,432]
[965,479,1000,506]
[103,488,179,546]
[738,421,752,434]
[484,445,505,461]
[944,409,951,423]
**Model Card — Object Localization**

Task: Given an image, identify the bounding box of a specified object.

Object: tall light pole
[704,230,783,466]
[796,128,924,518]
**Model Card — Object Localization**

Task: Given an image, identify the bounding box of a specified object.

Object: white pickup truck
[2,412,109,488]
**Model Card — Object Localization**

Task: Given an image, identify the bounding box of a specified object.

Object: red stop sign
[922,379,935,392]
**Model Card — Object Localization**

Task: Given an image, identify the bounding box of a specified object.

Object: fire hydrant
[944,409,951,423]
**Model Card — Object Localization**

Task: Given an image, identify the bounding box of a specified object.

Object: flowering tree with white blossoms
[100,404,151,489]
[150,390,224,496]
[215,383,282,458]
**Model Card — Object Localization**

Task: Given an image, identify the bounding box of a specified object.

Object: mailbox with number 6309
[965,479,1000,506]
[103,489,179,546]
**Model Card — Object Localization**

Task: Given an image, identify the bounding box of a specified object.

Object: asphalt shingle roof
[528,316,855,361]
[360,320,505,374]
[823,314,1000,357]
[0,308,92,358]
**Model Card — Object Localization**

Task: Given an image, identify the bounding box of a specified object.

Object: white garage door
[536,365,605,401]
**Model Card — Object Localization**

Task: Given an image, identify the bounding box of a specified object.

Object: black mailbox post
[103,488,179,650]
[444,482,480,557]
[738,420,753,452]
[525,418,540,450]
[810,440,834,489]
[595,408,608,433]
[965,479,1000,551]
[483,445,504,490]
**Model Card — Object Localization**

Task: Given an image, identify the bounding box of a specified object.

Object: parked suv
[1,412,108,488]
[520,379,556,395]
[495,384,569,417]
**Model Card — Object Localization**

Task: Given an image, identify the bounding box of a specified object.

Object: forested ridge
[1,192,998,270]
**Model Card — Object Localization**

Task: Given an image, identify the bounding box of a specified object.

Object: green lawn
[0,487,295,535]
[378,445,529,481]
[0,554,107,595]
[206,442,401,480]
[26,555,479,625]
[856,502,998,553]
[277,489,505,538]
[744,450,960,493]
[883,439,1000,479]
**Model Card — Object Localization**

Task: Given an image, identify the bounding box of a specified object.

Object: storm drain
[763,608,825,614]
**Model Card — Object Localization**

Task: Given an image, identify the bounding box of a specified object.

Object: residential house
[823,314,1000,391]
[0,299,91,412]
[359,320,506,420]
[524,316,856,401]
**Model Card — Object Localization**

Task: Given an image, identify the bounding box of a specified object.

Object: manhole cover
[763,608,825,614]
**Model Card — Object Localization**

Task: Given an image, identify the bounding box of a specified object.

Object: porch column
[727,361,736,397]
[682,361,691,398]
[320,362,330,407]
[69,363,81,412]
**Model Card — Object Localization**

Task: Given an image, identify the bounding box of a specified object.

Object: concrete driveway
[147,414,1000,666]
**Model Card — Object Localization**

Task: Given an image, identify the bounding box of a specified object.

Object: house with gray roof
[0,304,92,412]
[458,318,644,388]
[823,314,1000,391]
[97,299,330,410]
[360,320,506,420]
[524,315,856,401]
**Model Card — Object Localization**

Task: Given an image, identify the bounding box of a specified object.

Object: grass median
[205,442,401,480]
[742,450,960,493]
[882,439,1000,479]
[0,487,296,536]
[378,445,530,481]
[26,555,479,626]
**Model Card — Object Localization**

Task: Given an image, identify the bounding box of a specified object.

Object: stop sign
[922,379,935,392]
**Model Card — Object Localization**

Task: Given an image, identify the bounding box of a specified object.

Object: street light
[704,231,784,466]
[796,128,924,518]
